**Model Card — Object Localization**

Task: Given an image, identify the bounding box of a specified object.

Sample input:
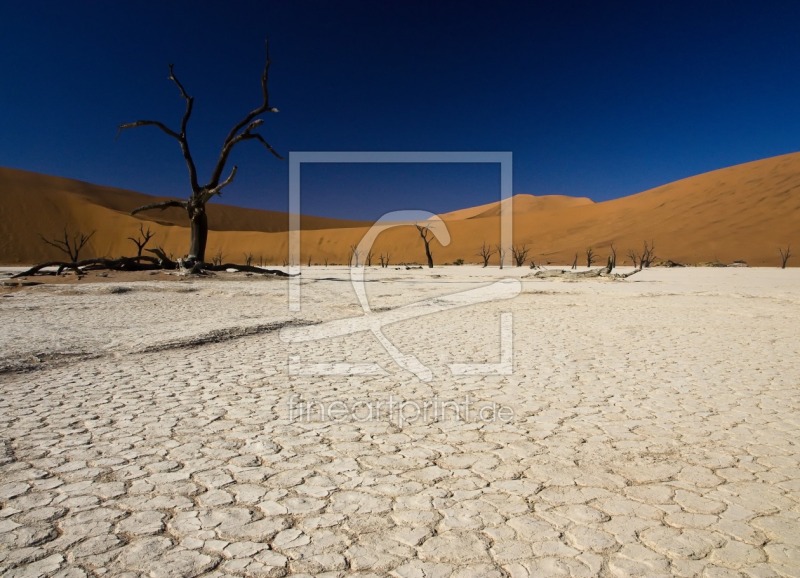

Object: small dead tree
[571,252,578,270]
[40,228,95,263]
[641,240,656,268]
[243,252,254,267]
[609,242,617,270]
[477,242,495,268]
[211,249,224,267]
[495,245,506,269]
[415,224,435,268]
[119,43,281,265]
[365,250,374,267]
[586,247,596,268]
[349,244,360,267]
[627,248,640,270]
[511,244,530,267]
[779,245,792,268]
[379,253,390,268]
[127,224,155,258]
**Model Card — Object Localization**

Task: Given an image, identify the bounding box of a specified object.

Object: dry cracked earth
[0,267,799,577]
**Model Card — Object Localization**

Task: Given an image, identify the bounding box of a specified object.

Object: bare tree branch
[477,242,495,267]
[117,120,180,140]
[131,199,188,215]
[127,224,155,258]
[118,64,200,193]
[779,245,792,269]
[39,229,95,262]
[511,244,530,267]
[209,42,281,186]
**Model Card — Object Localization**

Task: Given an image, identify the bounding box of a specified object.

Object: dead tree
[118,43,281,265]
[641,240,656,268]
[779,245,792,268]
[127,224,155,258]
[40,228,95,263]
[349,244,360,267]
[571,253,578,270]
[365,250,374,267]
[416,224,435,268]
[627,248,639,270]
[585,247,596,268]
[477,242,495,267]
[533,262,641,280]
[211,250,224,267]
[511,244,530,267]
[609,242,617,270]
[379,253,390,268]
[147,246,176,268]
[243,252,254,267]
[495,245,506,269]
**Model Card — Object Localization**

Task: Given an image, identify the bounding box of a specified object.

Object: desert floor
[1,265,799,577]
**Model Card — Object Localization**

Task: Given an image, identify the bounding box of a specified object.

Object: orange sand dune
[2,153,799,266]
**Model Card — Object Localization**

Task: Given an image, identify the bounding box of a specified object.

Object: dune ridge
[2,152,799,266]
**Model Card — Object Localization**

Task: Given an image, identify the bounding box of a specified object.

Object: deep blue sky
[2,1,800,220]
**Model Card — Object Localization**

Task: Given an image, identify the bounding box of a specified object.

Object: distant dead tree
[477,242,495,267]
[349,244,360,267]
[571,252,578,270]
[586,247,596,268]
[379,253,390,268]
[211,249,224,267]
[511,244,530,267]
[40,228,95,263]
[779,245,792,268]
[626,248,639,270]
[415,224,435,268]
[495,245,506,269]
[626,240,656,270]
[609,242,617,270]
[323,257,329,267]
[243,252,254,267]
[641,240,656,268]
[118,43,281,266]
[127,224,155,258]
[365,250,374,267]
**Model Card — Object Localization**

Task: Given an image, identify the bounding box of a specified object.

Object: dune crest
[1,152,799,266]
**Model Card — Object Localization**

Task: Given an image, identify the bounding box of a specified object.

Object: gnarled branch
[209,41,281,186]
[118,64,200,193]
[130,199,188,215]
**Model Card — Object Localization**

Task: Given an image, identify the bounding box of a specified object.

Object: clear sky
[2,1,800,220]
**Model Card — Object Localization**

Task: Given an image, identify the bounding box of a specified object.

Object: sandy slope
[1,267,799,575]
[2,152,799,266]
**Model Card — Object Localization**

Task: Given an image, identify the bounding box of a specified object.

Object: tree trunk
[188,205,208,262]
[424,242,433,268]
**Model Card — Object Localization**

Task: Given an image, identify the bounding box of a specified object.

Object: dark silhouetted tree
[477,242,495,267]
[119,44,281,264]
[416,224,435,268]
[585,247,596,268]
[779,245,792,268]
[511,244,530,267]
[128,224,155,258]
[40,228,95,263]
